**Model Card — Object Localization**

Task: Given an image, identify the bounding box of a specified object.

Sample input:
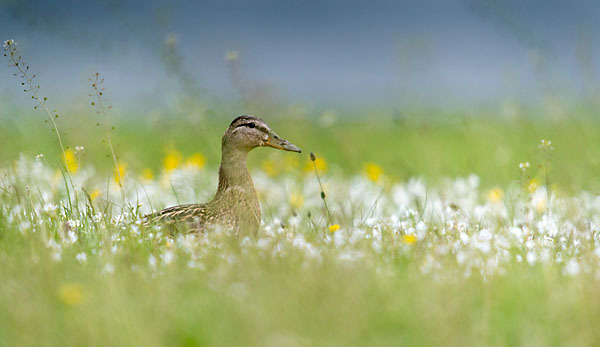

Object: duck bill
[264,132,302,153]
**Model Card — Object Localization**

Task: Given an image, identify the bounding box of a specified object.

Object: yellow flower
[261,159,280,177]
[114,162,127,185]
[289,193,304,209]
[329,224,340,232]
[527,178,540,194]
[163,149,182,172]
[402,234,417,245]
[64,148,78,173]
[364,162,383,182]
[487,187,504,203]
[141,168,154,181]
[57,282,84,307]
[90,189,101,200]
[305,156,327,173]
[185,153,206,169]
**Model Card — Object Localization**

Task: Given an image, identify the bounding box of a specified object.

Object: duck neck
[215,146,253,195]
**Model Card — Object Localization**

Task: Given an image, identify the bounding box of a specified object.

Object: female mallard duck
[146,115,301,234]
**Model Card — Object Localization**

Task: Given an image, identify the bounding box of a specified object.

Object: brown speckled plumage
[145,115,301,234]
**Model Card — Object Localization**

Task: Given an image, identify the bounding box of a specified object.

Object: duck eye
[248,122,255,128]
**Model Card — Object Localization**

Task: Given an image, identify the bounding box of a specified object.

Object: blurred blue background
[1,0,599,111]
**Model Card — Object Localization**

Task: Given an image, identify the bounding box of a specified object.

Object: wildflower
[3,39,15,48]
[74,146,85,153]
[163,149,182,172]
[75,252,87,263]
[329,224,340,232]
[149,254,157,268]
[114,162,127,185]
[64,148,78,173]
[141,168,154,180]
[67,220,81,230]
[402,234,417,245]
[527,178,540,194]
[487,187,504,203]
[289,193,304,209]
[66,230,78,244]
[35,153,44,161]
[539,139,554,151]
[305,155,327,173]
[161,250,175,265]
[519,161,530,171]
[57,283,84,307]
[225,50,239,62]
[90,189,101,200]
[185,153,206,169]
[564,260,580,276]
[526,251,537,265]
[364,162,383,182]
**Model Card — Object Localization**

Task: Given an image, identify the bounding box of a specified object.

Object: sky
[1,0,599,110]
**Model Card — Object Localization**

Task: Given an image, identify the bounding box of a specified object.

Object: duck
[145,115,301,234]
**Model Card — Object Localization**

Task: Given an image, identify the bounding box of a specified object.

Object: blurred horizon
[1,0,599,114]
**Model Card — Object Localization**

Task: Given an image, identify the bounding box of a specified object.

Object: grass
[2,246,600,346]
[0,114,600,346]
[3,39,600,346]
[1,108,600,192]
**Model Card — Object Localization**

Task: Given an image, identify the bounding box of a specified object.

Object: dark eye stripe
[238,122,256,129]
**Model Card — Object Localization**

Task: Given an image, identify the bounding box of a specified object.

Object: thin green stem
[310,153,332,225]
[91,73,125,210]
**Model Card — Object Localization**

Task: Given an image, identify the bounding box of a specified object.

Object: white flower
[66,230,78,244]
[539,139,554,151]
[67,219,81,230]
[564,260,580,276]
[74,146,85,153]
[148,254,157,268]
[526,252,537,265]
[35,153,45,161]
[160,250,175,265]
[75,252,87,263]
[3,39,15,48]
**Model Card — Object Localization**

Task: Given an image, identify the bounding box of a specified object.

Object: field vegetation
[2,39,600,346]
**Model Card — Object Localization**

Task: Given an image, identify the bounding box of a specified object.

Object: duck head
[223,115,301,153]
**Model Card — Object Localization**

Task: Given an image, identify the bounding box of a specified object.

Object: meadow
[2,40,600,346]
